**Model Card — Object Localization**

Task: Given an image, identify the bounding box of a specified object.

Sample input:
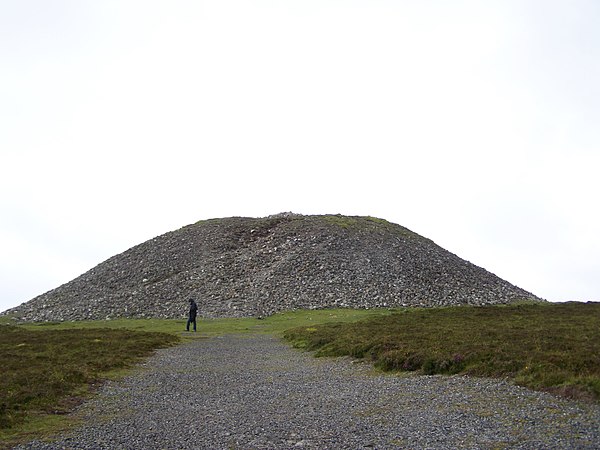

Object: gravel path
[17,334,600,449]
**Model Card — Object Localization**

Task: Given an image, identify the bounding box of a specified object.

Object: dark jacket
[189,300,198,319]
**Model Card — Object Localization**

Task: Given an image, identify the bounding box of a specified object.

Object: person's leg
[186,317,191,331]
[193,318,197,332]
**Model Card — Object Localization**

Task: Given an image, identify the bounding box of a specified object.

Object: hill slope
[4,213,542,321]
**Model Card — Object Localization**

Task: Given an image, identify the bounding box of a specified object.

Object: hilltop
[4,213,542,322]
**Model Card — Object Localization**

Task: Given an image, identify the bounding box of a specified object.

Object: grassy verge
[283,302,600,402]
[0,326,179,447]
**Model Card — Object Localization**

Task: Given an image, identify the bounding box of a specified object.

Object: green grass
[199,308,393,336]
[16,308,391,337]
[283,302,600,402]
[0,326,179,447]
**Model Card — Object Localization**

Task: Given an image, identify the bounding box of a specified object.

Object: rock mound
[4,214,542,321]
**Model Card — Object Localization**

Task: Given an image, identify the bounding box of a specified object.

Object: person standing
[187,298,198,332]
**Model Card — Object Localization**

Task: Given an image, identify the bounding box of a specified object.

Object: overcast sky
[1,0,599,313]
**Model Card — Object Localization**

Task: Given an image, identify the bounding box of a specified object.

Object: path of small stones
[18,334,600,449]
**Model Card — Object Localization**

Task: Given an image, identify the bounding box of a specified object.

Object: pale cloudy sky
[1,0,599,313]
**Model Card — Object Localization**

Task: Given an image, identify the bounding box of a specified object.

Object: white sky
[1,0,599,313]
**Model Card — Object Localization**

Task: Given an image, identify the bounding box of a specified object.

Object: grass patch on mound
[283,302,600,402]
[0,326,178,447]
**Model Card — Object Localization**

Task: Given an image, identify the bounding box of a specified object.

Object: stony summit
[4,213,542,322]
